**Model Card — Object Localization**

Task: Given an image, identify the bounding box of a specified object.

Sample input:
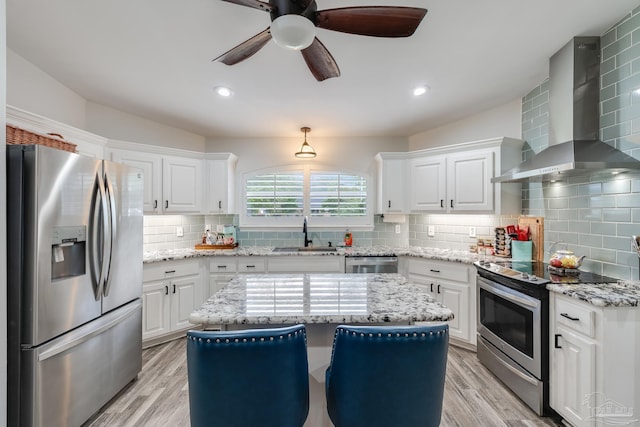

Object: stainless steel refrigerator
[7,144,144,427]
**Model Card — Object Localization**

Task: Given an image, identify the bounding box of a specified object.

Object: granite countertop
[189,273,455,326]
[547,280,640,308]
[144,245,501,264]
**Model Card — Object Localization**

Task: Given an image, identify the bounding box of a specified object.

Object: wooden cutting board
[518,216,544,261]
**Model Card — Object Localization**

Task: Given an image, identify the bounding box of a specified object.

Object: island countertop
[189,273,454,326]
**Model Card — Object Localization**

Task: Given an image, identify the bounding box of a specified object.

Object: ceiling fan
[213,0,427,81]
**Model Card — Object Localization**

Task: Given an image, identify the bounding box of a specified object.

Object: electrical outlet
[176,226,184,237]
[395,225,401,234]
[469,227,477,238]
[427,225,435,237]
[205,224,212,232]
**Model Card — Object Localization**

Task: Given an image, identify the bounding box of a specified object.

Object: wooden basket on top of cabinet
[6,124,77,153]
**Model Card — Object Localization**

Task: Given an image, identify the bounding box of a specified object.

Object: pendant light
[295,127,317,158]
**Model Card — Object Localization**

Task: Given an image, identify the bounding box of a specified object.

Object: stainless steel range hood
[493,37,640,183]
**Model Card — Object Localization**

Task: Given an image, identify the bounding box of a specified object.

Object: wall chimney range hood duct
[493,37,640,183]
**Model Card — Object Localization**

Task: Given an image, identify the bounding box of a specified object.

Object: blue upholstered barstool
[325,323,449,427]
[186,324,309,427]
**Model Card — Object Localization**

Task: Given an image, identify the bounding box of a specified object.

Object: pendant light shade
[270,15,316,50]
[295,127,316,158]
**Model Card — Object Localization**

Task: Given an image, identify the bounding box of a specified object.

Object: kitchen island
[189,273,454,427]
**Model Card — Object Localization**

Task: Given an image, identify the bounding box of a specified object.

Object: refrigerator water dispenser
[51,226,86,280]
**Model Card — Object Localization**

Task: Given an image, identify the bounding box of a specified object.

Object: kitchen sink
[272,246,337,252]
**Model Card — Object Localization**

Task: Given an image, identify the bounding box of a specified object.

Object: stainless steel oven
[477,276,542,378]
[475,260,551,416]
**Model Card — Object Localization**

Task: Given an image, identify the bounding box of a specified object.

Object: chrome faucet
[303,216,312,247]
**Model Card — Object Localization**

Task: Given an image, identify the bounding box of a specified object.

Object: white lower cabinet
[407,258,475,346]
[207,259,238,301]
[142,259,202,342]
[550,293,640,427]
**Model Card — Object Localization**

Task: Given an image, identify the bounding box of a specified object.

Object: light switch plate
[176,226,184,237]
[427,225,435,237]
[469,227,477,238]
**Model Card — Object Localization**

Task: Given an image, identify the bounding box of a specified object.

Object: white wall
[408,98,522,150]
[86,102,206,152]
[6,49,86,129]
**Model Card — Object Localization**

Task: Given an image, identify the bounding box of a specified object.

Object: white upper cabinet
[108,145,205,214]
[410,156,446,211]
[110,150,162,213]
[375,153,408,214]
[404,137,523,214]
[205,154,237,214]
[162,155,203,213]
[447,150,494,212]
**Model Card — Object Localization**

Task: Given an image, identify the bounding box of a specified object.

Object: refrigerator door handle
[89,172,110,300]
[102,172,117,297]
[37,301,142,362]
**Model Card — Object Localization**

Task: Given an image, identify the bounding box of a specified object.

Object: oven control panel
[474,260,550,285]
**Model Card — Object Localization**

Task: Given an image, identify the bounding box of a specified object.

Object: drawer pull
[217,265,227,269]
[554,334,562,349]
[430,269,441,273]
[246,265,256,268]
[165,270,176,274]
[560,313,580,321]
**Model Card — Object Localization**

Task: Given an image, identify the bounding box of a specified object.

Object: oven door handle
[478,277,540,309]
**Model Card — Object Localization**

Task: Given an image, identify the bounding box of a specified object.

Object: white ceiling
[6,0,640,139]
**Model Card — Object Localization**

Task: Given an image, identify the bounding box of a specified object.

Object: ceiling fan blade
[315,6,427,37]
[220,0,273,13]
[301,38,340,82]
[213,28,272,65]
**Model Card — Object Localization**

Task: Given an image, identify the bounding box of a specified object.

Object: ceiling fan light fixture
[270,15,316,50]
[295,126,317,158]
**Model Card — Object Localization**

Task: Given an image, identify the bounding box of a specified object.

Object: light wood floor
[85,339,563,427]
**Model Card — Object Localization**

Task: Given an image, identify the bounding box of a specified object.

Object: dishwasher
[345,256,398,273]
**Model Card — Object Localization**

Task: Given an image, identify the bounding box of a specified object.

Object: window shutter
[246,172,304,217]
[309,172,367,217]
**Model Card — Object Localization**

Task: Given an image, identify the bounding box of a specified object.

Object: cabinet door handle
[165,200,169,209]
[218,201,222,209]
[430,269,440,273]
[173,284,176,294]
[437,284,441,294]
[430,283,434,292]
[560,313,580,321]
[554,334,562,349]
[153,200,158,209]
[450,200,454,208]
[388,200,391,208]
[165,285,169,295]
[440,199,444,208]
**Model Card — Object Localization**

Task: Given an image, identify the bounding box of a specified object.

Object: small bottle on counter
[202,230,208,244]
[344,229,353,247]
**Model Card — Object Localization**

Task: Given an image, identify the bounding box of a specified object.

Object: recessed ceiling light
[413,86,429,97]
[214,86,233,97]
